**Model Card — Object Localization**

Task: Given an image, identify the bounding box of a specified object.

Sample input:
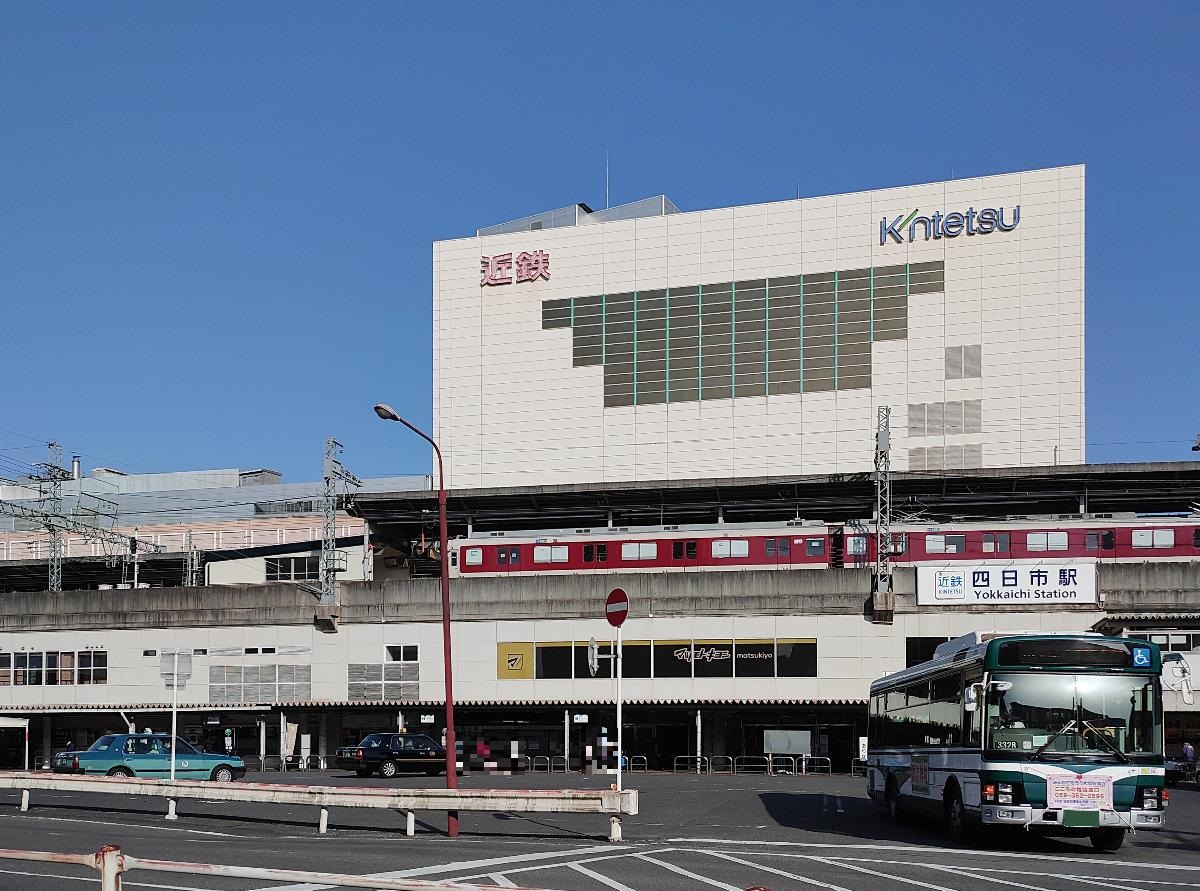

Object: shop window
[622,642,652,678]
[906,636,950,668]
[464,548,483,566]
[776,640,818,677]
[536,643,574,679]
[77,651,107,685]
[734,640,775,677]
[653,641,693,678]
[572,641,608,678]
[692,641,734,678]
[0,653,10,685]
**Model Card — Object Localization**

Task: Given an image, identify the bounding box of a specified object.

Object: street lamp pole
[374,403,459,838]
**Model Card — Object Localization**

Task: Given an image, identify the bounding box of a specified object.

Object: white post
[319,807,329,834]
[695,709,702,775]
[280,712,287,771]
[23,724,29,772]
[19,789,29,812]
[97,844,124,891]
[616,626,623,793]
[258,719,267,769]
[169,652,179,783]
[563,709,569,768]
[405,810,415,836]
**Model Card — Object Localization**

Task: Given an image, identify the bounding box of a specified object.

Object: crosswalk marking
[703,851,856,891]
[568,862,639,891]
[636,855,743,890]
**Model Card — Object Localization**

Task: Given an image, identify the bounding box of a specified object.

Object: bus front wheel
[1091,828,1125,852]
[944,786,968,844]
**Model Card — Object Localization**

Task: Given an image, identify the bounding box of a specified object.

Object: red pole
[383,410,458,837]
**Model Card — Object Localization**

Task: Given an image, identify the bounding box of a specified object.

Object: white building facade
[434,166,1085,488]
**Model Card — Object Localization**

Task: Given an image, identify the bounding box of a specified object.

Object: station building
[2,167,1198,772]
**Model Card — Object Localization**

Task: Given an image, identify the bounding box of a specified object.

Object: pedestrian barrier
[0,843,557,891]
[768,755,796,775]
[733,755,769,774]
[628,756,649,772]
[850,758,867,777]
[530,755,550,772]
[549,755,568,773]
[0,770,637,841]
[672,755,708,773]
[798,755,832,775]
[708,755,733,774]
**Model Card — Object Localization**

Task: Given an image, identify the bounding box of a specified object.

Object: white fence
[0,844,557,890]
[0,771,637,840]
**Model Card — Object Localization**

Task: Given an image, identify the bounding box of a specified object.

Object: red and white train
[451,514,1200,577]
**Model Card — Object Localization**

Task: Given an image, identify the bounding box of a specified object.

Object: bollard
[609,816,622,843]
[319,807,329,835]
[405,810,415,837]
[165,799,178,821]
[19,789,29,812]
[95,843,124,890]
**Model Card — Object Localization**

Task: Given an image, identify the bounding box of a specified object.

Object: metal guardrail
[708,755,733,774]
[0,844,556,890]
[798,755,832,775]
[628,755,648,772]
[0,770,637,841]
[672,755,708,773]
[850,758,867,777]
[549,755,568,773]
[768,755,796,775]
[531,756,550,772]
[733,755,769,774]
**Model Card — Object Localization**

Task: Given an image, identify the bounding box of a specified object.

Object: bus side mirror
[964,685,979,712]
[1164,653,1194,706]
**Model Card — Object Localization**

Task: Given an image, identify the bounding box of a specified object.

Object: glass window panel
[465,548,483,566]
[1046,532,1069,551]
[776,641,817,677]
[638,542,657,560]
[734,641,775,677]
[729,539,748,558]
[653,642,692,678]
[1153,528,1175,548]
[1131,529,1153,548]
[692,641,734,677]
[712,540,731,558]
[926,534,946,554]
[533,546,552,563]
[550,546,569,563]
[1028,532,1048,552]
[538,644,574,679]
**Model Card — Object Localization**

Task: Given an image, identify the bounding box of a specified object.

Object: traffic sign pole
[604,587,628,795]
[616,625,623,793]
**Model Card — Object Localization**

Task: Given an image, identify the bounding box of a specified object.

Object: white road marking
[792,857,1199,889]
[488,873,517,887]
[568,862,639,891]
[0,866,212,890]
[1060,874,1156,891]
[253,843,630,891]
[923,862,1057,891]
[809,855,958,890]
[703,851,855,891]
[679,839,1200,872]
[636,854,742,890]
[450,848,679,882]
[0,811,244,838]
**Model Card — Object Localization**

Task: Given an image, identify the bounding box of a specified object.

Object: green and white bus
[867,632,1167,850]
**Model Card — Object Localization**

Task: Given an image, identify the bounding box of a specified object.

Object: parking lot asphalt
[0,770,1196,890]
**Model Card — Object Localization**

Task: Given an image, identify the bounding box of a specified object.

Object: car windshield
[987,672,1162,759]
[170,738,199,755]
[87,735,116,752]
[360,734,390,748]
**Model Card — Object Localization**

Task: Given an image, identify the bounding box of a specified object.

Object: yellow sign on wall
[496,642,534,680]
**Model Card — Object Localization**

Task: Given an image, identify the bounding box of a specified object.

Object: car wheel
[106,767,133,778]
[210,766,235,783]
[885,778,902,823]
[379,760,398,779]
[1091,828,1126,852]
[944,786,968,844]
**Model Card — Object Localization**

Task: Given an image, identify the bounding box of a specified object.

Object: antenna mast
[872,407,894,624]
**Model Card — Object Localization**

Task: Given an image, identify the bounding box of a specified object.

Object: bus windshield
[986,672,1162,760]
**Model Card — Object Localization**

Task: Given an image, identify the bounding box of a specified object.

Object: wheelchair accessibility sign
[1132,647,1151,668]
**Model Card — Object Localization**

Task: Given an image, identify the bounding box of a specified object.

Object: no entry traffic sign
[606,587,629,627]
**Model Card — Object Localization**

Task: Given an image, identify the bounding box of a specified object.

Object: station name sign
[917,563,1095,607]
[481,250,551,286]
[880,206,1020,245]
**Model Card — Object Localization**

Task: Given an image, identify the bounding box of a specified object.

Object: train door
[670,538,699,569]
[830,526,846,569]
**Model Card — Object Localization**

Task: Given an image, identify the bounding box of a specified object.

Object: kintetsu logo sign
[879,206,1020,245]
[481,250,551,286]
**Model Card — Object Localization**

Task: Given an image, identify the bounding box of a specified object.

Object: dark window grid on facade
[545,262,939,408]
[266,555,321,582]
[2,650,108,686]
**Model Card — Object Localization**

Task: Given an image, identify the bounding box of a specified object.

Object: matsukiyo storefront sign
[917,563,1096,606]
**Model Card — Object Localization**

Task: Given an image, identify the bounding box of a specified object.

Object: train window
[777,538,790,556]
[497,549,509,565]
[621,542,657,560]
[1133,529,1175,549]
[597,543,608,562]
[1194,529,1200,548]
[583,545,594,562]
[765,539,775,557]
[805,538,825,556]
[712,541,729,558]
[926,534,966,555]
[509,547,520,565]
[1027,532,1067,552]
[673,541,684,560]
[847,536,867,556]
[671,540,697,560]
[533,546,569,564]
[712,539,749,559]
[1087,531,1115,551]
[686,541,696,559]
[982,532,1010,553]
[464,548,483,566]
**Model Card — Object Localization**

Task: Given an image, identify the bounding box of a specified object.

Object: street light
[373,403,460,838]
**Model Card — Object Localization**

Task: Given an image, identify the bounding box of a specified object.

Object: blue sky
[2,3,1198,483]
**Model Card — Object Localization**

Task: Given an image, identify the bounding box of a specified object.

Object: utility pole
[30,443,72,592]
[321,438,362,608]
[872,407,894,624]
[183,529,203,588]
